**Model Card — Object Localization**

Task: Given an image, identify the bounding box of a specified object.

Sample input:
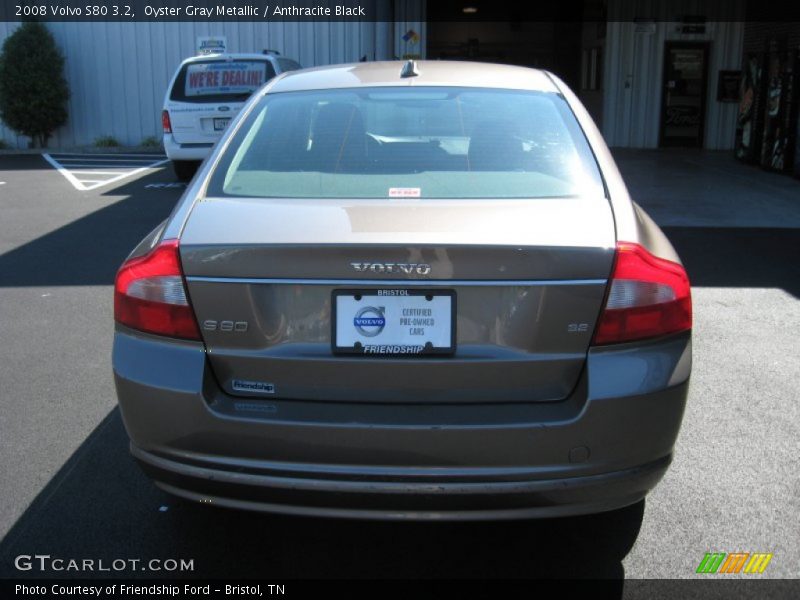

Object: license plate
[213,117,231,131]
[332,289,455,355]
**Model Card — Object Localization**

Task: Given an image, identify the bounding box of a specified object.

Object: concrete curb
[0,146,165,155]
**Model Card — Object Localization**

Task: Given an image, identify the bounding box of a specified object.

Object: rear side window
[208,86,604,199]
[169,59,276,103]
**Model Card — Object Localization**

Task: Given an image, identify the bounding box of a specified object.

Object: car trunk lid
[180,196,615,403]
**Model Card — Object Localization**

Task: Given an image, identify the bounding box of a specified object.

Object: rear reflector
[592,242,691,345]
[114,239,200,340]
[161,110,172,134]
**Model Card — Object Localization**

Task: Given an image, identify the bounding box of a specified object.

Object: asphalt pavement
[0,151,797,582]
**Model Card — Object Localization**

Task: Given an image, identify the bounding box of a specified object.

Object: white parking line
[43,153,168,191]
[70,171,128,175]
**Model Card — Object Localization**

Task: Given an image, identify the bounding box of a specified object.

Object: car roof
[182,52,282,64]
[268,61,560,94]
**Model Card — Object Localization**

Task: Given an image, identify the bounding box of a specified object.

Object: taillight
[161,110,172,134]
[114,239,200,340]
[592,242,691,345]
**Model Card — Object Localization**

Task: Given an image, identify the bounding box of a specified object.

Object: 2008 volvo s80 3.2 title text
[113,60,691,520]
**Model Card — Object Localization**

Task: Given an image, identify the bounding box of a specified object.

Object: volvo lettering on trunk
[350,263,432,276]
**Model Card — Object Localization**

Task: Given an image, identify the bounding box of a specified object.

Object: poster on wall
[760,39,785,170]
[778,48,798,174]
[717,70,741,102]
[735,53,765,163]
[796,57,800,178]
[795,111,800,178]
[760,41,799,172]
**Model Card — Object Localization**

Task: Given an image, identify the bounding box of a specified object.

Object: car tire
[172,160,199,182]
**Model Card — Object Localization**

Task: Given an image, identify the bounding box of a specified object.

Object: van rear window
[277,58,302,72]
[170,59,276,103]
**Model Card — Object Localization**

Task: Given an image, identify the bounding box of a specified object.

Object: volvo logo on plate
[350,262,431,276]
[353,306,386,337]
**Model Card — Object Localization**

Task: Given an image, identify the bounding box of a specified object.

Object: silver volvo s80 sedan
[113,61,692,520]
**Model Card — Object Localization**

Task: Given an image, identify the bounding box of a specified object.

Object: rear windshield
[170,59,276,103]
[207,86,604,199]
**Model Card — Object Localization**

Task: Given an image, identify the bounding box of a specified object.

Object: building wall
[739,21,800,176]
[427,22,558,65]
[0,1,425,148]
[393,0,426,59]
[743,22,800,54]
[578,21,607,129]
[602,0,745,149]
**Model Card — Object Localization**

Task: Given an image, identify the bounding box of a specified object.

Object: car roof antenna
[400,59,419,78]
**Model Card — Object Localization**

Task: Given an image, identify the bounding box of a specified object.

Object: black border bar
[3,578,800,599]
[4,0,800,22]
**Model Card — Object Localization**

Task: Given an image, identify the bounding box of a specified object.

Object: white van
[162,52,301,180]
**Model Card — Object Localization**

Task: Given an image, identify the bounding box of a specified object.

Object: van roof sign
[197,36,227,55]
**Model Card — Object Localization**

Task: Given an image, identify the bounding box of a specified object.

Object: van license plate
[213,118,231,131]
[332,289,455,355]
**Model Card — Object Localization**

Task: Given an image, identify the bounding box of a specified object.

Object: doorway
[660,42,710,147]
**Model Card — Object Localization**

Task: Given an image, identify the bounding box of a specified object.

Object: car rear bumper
[163,134,214,161]
[113,327,690,520]
[133,444,671,520]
